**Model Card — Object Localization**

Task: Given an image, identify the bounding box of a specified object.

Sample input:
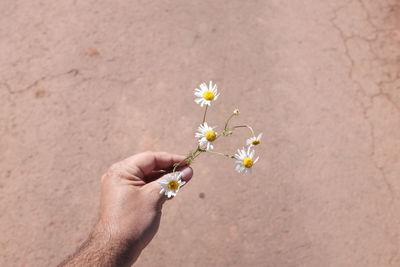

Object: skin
[58,151,193,267]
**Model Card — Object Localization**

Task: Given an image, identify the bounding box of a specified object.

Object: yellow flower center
[168,180,179,190]
[205,130,217,142]
[243,157,253,168]
[252,140,260,145]
[203,90,215,101]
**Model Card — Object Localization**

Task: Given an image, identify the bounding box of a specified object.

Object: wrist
[91,220,143,266]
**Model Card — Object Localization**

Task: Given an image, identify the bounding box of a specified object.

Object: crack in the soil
[329,0,400,204]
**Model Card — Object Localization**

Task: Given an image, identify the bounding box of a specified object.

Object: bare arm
[59,151,193,267]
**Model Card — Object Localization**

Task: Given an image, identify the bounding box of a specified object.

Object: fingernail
[179,166,193,179]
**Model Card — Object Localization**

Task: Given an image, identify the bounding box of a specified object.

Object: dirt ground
[1,0,400,266]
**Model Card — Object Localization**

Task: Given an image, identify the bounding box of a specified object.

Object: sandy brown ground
[1,0,400,266]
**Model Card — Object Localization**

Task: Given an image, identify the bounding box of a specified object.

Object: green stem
[224,113,236,131]
[191,149,203,161]
[231,125,255,137]
[172,146,204,173]
[202,105,209,124]
[206,150,236,159]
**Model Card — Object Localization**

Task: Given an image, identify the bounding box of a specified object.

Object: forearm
[58,224,141,267]
[58,152,193,266]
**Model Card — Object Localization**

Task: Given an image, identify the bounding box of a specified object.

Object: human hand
[60,151,193,267]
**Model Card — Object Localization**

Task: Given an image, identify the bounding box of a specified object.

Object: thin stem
[171,102,217,174]
[191,149,203,161]
[231,125,255,136]
[173,152,193,173]
[202,105,209,124]
[172,146,204,173]
[206,150,236,159]
[224,113,236,131]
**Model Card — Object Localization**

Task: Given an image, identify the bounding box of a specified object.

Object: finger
[178,166,194,184]
[145,165,190,183]
[122,151,188,180]
[146,170,168,182]
[144,166,194,207]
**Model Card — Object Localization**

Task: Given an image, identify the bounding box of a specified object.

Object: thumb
[144,166,194,207]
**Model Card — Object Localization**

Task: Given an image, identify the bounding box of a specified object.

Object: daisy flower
[234,146,259,174]
[195,122,217,151]
[194,81,220,107]
[158,172,186,198]
[246,133,263,146]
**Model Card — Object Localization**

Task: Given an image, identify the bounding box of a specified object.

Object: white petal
[200,83,208,91]
[199,137,208,145]
[206,142,214,151]
[250,150,255,159]
[158,178,167,184]
[199,140,207,149]
[253,157,259,164]
[158,180,168,185]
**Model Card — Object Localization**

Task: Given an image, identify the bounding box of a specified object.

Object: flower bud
[233,109,240,115]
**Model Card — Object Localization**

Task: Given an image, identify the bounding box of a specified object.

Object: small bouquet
[159,81,262,198]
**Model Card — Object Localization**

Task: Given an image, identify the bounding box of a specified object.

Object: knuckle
[137,150,154,160]
[143,150,154,156]
[157,151,171,160]
[107,162,123,177]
